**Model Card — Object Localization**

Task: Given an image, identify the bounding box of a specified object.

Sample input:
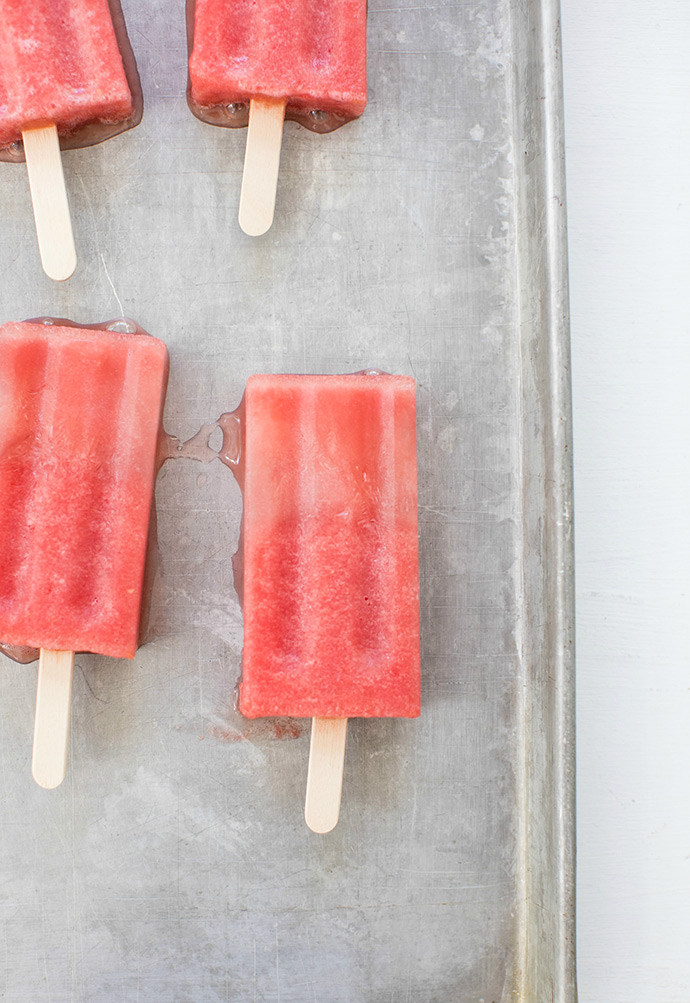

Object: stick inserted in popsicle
[22,125,76,281]
[187,0,368,235]
[32,650,75,789]
[305,717,348,833]
[235,373,420,830]
[238,97,286,237]
[0,320,169,788]
[0,0,143,279]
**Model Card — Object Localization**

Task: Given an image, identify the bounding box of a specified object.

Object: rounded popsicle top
[0,318,168,362]
[244,370,415,392]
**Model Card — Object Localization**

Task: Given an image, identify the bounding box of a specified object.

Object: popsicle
[0,0,142,280]
[0,319,168,787]
[187,0,367,234]
[236,372,420,830]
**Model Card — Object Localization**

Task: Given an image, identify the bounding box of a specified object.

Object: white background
[561,0,690,999]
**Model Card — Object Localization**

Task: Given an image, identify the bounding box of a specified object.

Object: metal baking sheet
[0,0,575,1000]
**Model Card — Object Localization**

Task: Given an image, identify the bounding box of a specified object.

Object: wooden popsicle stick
[22,123,77,281]
[31,649,75,789]
[305,717,348,833]
[238,97,286,236]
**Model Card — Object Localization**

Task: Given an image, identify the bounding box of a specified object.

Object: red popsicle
[0,320,168,787]
[0,322,167,657]
[0,0,142,279]
[236,372,420,830]
[188,0,367,130]
[187,0,367,234]
[0,0,136,150]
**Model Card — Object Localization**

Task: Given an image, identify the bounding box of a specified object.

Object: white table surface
[561,1,690,999]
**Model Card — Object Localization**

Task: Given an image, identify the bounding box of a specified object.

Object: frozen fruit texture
[0,322,168,658]
[238,372,420,719]
[188,0,367,127]
[0,0,133,147]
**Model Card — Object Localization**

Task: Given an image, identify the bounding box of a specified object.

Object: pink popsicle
[0,0,137,150]
[188,0,367,132]
[0,1,142,279]
[238,372,420,720]
[188,0,367,234]
[0,322,168,658]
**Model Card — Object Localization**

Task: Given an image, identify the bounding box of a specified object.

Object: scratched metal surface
[0,0,575,1000]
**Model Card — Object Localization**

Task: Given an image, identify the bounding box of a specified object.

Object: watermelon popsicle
[0,0,142,280]
[0,320,168,788]
[187,0,367,235]
[236,373,420,831]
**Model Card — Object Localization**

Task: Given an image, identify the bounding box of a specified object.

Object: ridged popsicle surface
[189,0,366,122]
[238,373,420,719]
[0,323,168,657]
[0,0,133,146]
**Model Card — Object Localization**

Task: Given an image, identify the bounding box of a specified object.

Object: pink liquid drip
[157,406,242,473]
